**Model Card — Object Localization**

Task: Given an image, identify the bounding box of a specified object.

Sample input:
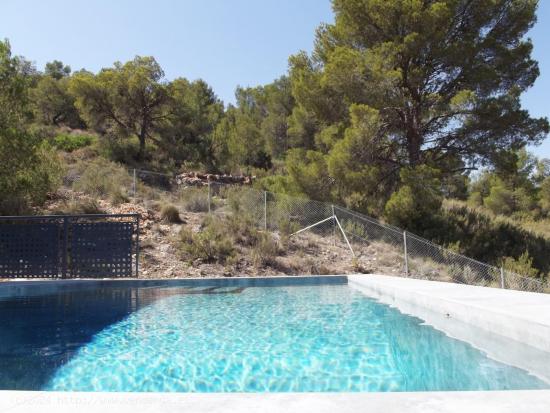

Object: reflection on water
[0,286,243,390]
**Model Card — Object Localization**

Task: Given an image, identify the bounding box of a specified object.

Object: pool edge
[0,274,348,298]
[1,390,550,413]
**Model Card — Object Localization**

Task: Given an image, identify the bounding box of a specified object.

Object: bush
[0,42,63,215]
[160,204,182,223]
[447,264,492,286]
[278,218,300,248]
[0,131,64,215]
[440,201,550,274]
[484,183,514,215]
[52,133,95,152]
[51,198,104,215]
[225,214,261,246]
[224,186,262,217]
[178,217,234,263]
[98,135,141,164]
[72,158,131,204]
[251,232,279,267]
[224,214,282,266]
[181,187,210,212]
[539,177,550,216]
[501,252,540,279]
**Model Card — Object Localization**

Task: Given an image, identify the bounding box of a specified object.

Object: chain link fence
[71,167,547,293]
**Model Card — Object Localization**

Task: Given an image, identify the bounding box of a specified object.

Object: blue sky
[1,0,549,157]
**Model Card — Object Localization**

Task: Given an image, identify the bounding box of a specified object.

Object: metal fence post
[208,181,211,214]
[331,204,336,246]
[264,191,267,230]
[62,216,68,279]
[403,230,409,277]
[132,168,137,199]
[136,215,140,278]
[500,267,505,289]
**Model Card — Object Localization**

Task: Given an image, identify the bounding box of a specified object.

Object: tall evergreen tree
[70,56,168,160]
[287,0,548,211]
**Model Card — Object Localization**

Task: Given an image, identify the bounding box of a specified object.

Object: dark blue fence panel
[70,221,135,278]
[0,219,63,278]
[0,214,139,279]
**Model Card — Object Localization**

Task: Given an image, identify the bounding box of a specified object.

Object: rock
[175,172,255,187]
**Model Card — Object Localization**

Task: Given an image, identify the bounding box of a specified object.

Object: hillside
[42,187,403,279]
[443,199,550,241]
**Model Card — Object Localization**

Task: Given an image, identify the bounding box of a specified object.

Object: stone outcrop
[175,172,254,187]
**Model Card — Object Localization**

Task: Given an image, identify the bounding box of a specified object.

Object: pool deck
[348,274,550,350]
[1,390,550,413]
[348,273,550,383]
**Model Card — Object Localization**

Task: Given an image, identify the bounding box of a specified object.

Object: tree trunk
[138,117,149,161]
[407,131,421,166]
[405,110,422,167]
[138,129,146,161]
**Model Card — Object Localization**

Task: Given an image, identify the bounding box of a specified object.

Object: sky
[1,0,549,157]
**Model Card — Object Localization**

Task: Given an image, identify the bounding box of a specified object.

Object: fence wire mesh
[69,168,547,293]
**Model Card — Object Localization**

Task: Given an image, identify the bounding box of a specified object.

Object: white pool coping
[1,390,550,413]
[348,274,550,350]
[348,274,550,382]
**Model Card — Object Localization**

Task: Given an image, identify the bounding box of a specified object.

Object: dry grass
[180,187,210,212]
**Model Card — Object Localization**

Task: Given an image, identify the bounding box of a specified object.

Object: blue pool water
[0,283,548,392]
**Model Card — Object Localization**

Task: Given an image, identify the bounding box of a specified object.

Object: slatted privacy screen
[0,214,139,278]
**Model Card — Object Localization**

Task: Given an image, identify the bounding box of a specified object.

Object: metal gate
[0,214,139,278]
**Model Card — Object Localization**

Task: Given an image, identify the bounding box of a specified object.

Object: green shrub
[440,201,550,274]
[467,191,484,208]
[98,135,141,164]
[224,186,261,217]
[484,183,514,215]
[223,213,282,266]
[225,214,261,246]
[501,252,540,279]
[178,218,234,263]
[109,188,130,205]
[0,131,64,215]
[342,219,368,239]
[384,166,442,232]
[73,158,132,203]
[278,217,300,248]
[539,177,550,216]
[52,133,95,152]
[160,204,182,223]
[251,233,279,267]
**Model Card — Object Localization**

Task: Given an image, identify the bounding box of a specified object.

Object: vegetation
[51,198,105,215]
[178,217,235,264]
[181,187,210,212]
[0,1,549,280]
[0,40,63,215]
[177,212,281,269]
[160,204,183,223]
[72,158,131,205]
[52,132,95,152]
[501,252,540,279]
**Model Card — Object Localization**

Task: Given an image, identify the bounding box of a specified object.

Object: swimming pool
[0,279,548,392]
